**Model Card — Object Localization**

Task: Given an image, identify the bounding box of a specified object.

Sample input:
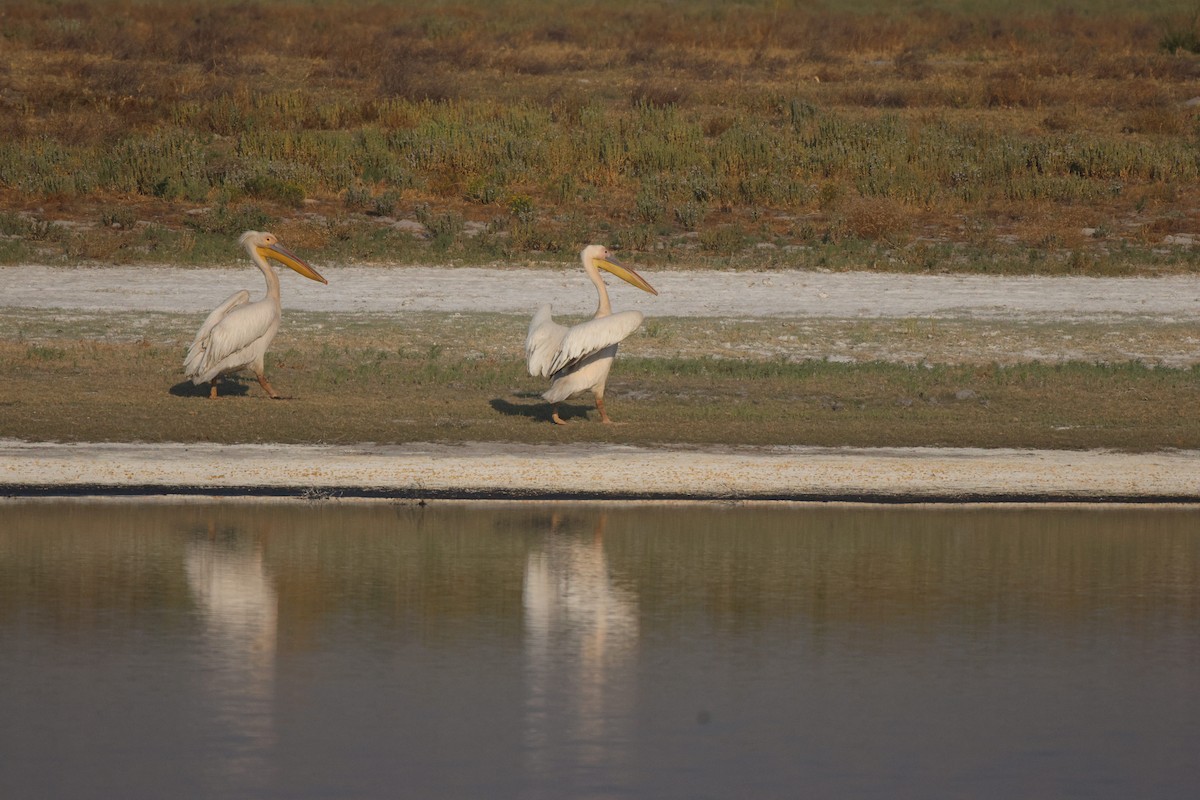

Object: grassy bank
[2,0,1200,273]
[2,311,1195,451]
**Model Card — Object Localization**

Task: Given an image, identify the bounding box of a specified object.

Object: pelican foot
[256,372,282,399]
[551,412,568,425]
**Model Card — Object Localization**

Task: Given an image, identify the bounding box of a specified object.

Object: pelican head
[240,230,327,284]
[583,244,657,295]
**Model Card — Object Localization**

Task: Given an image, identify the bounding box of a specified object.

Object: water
[1,501,1198,800]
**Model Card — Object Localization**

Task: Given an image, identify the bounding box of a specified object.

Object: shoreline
[4,268,1197,506]
[4,440,1198,504]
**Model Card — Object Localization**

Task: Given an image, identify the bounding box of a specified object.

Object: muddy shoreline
[4,440,1198,503]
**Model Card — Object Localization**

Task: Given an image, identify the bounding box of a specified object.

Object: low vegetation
[1,311,1196,451]
[3,2,1197,453]
[2,0,1200,273]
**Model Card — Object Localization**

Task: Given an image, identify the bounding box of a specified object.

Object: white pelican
[184,230,327,399]
[525,245,657,424]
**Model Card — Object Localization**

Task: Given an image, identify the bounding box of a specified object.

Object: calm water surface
[1,501,1198,799]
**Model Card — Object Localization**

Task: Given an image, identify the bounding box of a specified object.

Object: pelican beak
[595,256,657,295]
[258,243,328,284]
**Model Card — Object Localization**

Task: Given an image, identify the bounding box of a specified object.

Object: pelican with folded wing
[184,230,327,399]
[525,245,658,424]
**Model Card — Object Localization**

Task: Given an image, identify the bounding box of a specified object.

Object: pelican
[525,245,658,424]
[184,230,327,399]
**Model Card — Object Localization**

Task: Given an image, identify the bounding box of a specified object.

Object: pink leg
[596,395,612,424]
[256,370,282,399]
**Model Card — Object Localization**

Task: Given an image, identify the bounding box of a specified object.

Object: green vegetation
[2,1,1197,453]
[1,311,1196,451]
[2,0,1200,272]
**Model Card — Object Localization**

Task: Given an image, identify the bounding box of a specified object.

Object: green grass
[1,310,1195,451]
[3,1,1199,453]
[3,0,1200,272]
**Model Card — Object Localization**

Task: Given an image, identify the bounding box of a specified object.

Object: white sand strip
[6,266,1200,321]
[2,440,1197,501]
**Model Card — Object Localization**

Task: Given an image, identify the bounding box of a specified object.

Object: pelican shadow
[490,397,592,423]
[170,378,250,398]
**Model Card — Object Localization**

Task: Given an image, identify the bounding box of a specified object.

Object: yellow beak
[258,243,328,284]
[595,256,657,295]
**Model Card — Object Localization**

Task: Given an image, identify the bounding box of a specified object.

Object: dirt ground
[3,264,1199,500]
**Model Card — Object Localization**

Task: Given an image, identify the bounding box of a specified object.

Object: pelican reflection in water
[523,513,639,782]
[184,525,278,791]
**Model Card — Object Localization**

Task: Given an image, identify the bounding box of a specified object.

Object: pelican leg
[551,404,568,425]
[209,382,219,399]
[256,371,282,400]
[596,395,612,424]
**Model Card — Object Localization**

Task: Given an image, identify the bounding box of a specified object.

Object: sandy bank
[5,268,1197,504]
[2,440,1197,502]
[6,266,1200,321]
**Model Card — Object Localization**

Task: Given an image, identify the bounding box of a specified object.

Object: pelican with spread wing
[525,245,658,424]
[184,230,327,399]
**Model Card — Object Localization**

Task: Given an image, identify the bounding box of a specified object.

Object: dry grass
[1,0,1200,272]
[3,2,1200,453]
[1,310,1196,451]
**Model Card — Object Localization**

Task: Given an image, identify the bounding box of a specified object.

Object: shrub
[1160,13,1200,53]
[185,204,272,236]
[630,81,691,109]
[100,208,137,229]
[699,225,746,254]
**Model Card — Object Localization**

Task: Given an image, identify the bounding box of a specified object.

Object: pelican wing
[196,290,251,341]
[185,291,279,384]
[528,306,645,378]
[205,302,275,363]
[525,304,570,378]
[184,290,249,378]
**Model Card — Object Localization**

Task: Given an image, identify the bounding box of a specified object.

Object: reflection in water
[523,513,638,791]
[184,525,278,795]
[1,501,1198,800]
